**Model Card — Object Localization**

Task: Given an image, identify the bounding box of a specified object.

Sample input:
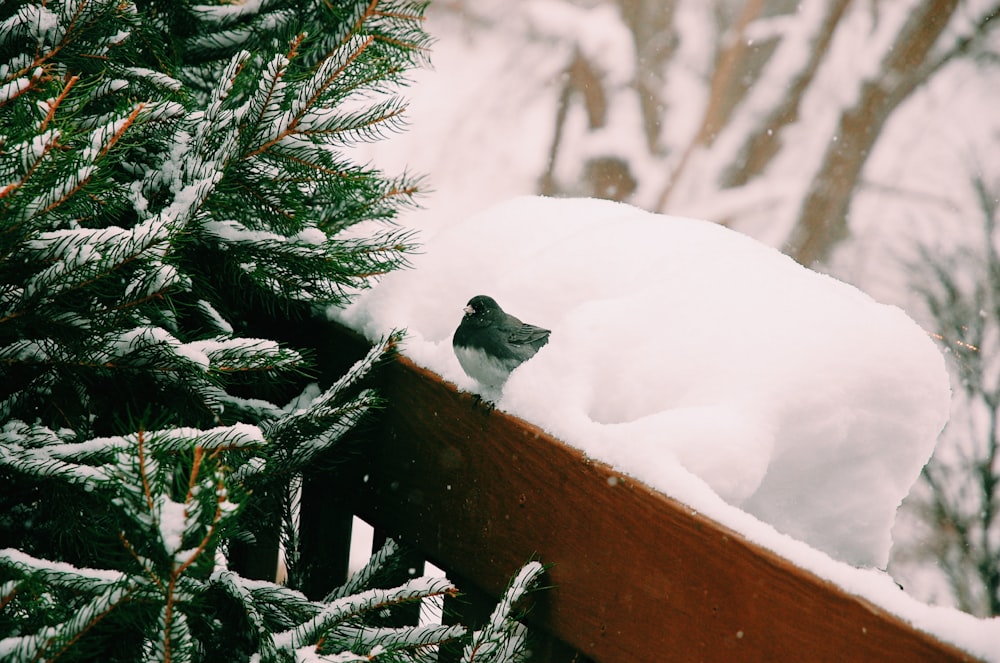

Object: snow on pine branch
[3,423,258,578]
[185,52,251,171]
[1,422,256,581]
[110,65,183,94]
[0,76,32,105]
[337,330,400,386]
[97,326,202,371]
[149,604,193,663]
[286,34,374,118]
[209,389,286,424]
[0,548,126,587]
[325,538,402,602]
[0,583,134,663]
[302,1,370,63]
[106,437,243,573]
[21,240,100,300]
[1,127,58,201]
[273,577,459,651]
[178,336,301,374]
[0,421,263,497]
[0,325,298,402]
[246,52,293,153]
[321,623,467,660]
[0,434,111,485]
[142,423,265,453]
[357,0,434,67]
[146,470,229,561]
[196,299,234,335]
[295,97,410,145]
[201,218,299,246]
[123,262,190,304]
[212,569,320,629]
[462,562,545,663]
[259,332,396,470]
[245,33,390,158]
[187,8,297,56]
[0,286,21,319]
[18,217,178,311]
[0,4,61,50]
[28,423,266,465]
[0,420,75,449]
[267,389,380,472]
[198,218,412,304]
[210,568,466,661]
[189,0,271,26]
[199,50,251,128]
[210,570,286,659]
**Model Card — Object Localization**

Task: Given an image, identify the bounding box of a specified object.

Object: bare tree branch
[787,0,961,265]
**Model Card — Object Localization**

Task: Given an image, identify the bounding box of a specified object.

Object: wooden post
[296,468,354,599]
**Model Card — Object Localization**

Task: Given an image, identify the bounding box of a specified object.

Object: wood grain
[343,346,979,662]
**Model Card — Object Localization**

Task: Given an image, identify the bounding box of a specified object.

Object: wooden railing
[247,320,983,662]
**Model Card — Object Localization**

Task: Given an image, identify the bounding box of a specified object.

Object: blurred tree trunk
[719,0,852,188]
[459,0,996,264]
[655,0,768,209]
[786,0,959,265]
[615,0,677,154]
[539,49,609,196]
[644,0,998,265]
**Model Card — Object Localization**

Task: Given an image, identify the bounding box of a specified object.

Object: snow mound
[335,196,951,569]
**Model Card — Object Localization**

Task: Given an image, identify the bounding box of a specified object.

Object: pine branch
[257,333,398,475]
[38,75,79,133]
[326,538,401,602]
[0,435,111,486]
[0,548,127,592]
[462,562,546,663]
[136,427,157,516]
[210,570,283,659]
[323,622,466,658]
[16,219,177,307]
[0,128,59,207]
[294,97,410,145]
[4,582,136,663]
[246,34,377,159]
[245,49,296,157]
[273,577,460,651]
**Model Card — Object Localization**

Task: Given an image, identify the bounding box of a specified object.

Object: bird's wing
[508,322,551,346]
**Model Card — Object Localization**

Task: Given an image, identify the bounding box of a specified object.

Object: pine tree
[0,2,543,661]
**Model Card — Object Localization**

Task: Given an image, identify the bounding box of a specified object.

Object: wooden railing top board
[336,330,979,662]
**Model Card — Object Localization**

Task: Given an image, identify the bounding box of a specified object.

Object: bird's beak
[463,305,474,315]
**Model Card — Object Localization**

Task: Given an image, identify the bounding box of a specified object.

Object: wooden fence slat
[297,470,354,599]
[339,341,981,663]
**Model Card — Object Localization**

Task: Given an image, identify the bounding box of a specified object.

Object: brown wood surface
[345,349,980,662]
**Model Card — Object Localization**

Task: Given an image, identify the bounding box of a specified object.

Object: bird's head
[463,295,502,320]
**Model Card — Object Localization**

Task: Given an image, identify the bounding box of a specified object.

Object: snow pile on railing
[337,195,950,569]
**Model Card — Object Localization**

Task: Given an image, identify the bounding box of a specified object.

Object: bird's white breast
[454,345,515,388]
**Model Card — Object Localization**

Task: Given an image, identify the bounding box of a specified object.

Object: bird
[453,295,551,389]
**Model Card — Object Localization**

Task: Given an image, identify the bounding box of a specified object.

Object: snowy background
[331,0,1000,656]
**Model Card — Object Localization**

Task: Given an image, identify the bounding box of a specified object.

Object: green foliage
[461,562,546,663]
[0,0,426,436]
[0,1,541,660]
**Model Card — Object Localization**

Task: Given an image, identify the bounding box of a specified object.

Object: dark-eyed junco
[453,295,551,388]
